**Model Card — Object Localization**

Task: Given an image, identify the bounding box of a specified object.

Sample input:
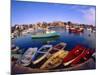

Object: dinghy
[49,42,67,54]
[18,48,37,66]
[63,45,94,66]
[32,45,52,64]
[40,50,69,70]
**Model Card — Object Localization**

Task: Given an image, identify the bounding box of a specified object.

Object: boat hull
[63,45,94,66]
[32,45,53,64]
[40,50,69,70]
[18,48,37,66]
[32,43,66,65]
[32,32,59,39]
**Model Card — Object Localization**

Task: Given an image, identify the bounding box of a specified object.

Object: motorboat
[32,31,59,38]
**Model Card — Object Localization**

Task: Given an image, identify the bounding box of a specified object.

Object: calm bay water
[12,27,96,53]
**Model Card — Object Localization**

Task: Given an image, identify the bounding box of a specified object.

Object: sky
[11,0,96,26]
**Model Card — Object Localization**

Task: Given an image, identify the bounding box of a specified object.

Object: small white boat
[22,30,28,36]
[11,33,15,39]
[87,28,92,31]
[11,54,21,61]
[11,45,20,53]
[19,48,37,66]
[32,45,52,64]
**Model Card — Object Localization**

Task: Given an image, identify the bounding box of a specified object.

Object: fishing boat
[32,45,52,64]
[38,42,67,67]
[70,48,94,66]
[63,45,94,66]
[18,48,37,66]
[69,27,84,33]
[69,27,76,32]
[40,50,69,70]
[76,28,84,32]
[32,31,59,38]
[49,42,67,54]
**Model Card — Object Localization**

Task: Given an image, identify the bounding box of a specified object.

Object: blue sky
[11,0,96,26]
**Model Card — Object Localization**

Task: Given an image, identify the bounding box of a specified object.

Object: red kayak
[63,45,94,66]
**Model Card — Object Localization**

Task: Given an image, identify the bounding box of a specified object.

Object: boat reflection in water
[32,36,60,44]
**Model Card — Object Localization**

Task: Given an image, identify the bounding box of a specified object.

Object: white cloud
[70,6,96,25]
[82,7,96,25]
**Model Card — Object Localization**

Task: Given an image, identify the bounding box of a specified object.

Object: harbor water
[12,27,96,53]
